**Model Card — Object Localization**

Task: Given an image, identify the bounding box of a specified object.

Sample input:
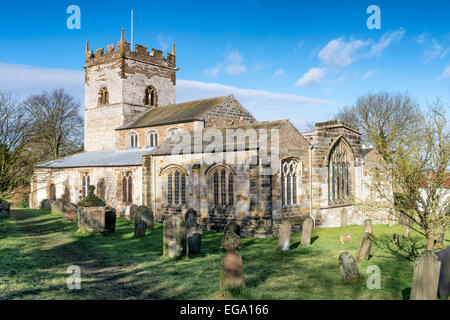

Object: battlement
[85,29,177,69]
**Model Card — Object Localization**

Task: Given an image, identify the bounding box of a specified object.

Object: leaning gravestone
[0,199,10,219]
[340,209,348,228]
[40,199,53,210]
[129,205,139,224]
[224,221,241,236]
[63,203,78,223]
[51,199,64,215]
[278,220,291,251]
[339,252,360,284]
[404,224,410,238]
[220,231,245,290]
[78,186,115,234]
[187,223,203,255]
[356,232,373,262]
[137,205,154,231]
[163,216,187,258]
[134,215,147,238]
[185,208,198,228]
[301,217,313,245]
[436,247,450,299]
[410,250,441,300]
[363,219,373,234]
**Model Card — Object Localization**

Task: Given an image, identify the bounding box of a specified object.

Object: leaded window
[166,167,186,205]
[281,159,299,206]
[328,139,352,202]
[209,165,234,206]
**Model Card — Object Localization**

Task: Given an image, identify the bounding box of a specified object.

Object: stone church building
[30,30,389,236]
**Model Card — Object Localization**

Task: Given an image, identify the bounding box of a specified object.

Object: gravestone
[220,231,245,290]
[410,250,441,300]
[137,205,154,231]
[0,199,10,219]
[278,220,291,251]
[224,221,241,236]
[403,225,410,238]
[278,219,292,249]
[392,233,399,246]
[340,234,353,245]
[63,203,78,223]
[363,219,373,234]
[187,223,202,255]
[185,208,198,228]
[436,231,446,249]
[356,232,373,262]
[340,209,348,228]
[301,217,313,245]
[163,216,187,258]
[129,205,139,223]
[40,199,53,210]
[134,219,147,238]
[339,252,360,284]
[51,199,64,214]
[436,248,449,299]
[105,206,117,233]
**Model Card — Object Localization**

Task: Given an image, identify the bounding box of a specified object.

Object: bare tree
[362,98,450,250]
[0,91,34,198]
[24,88,83,160]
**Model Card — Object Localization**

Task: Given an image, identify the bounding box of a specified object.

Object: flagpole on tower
[131,9,134,49]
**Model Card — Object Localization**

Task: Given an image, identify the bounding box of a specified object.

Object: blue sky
[0,0,449,129]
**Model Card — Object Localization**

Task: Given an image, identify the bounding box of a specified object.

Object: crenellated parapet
[85,29,177,70]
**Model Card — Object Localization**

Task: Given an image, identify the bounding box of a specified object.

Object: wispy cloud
[362,70,376,80]
[225,51,246,75]
[415,33,449,63]
[369,28,405,56]
[295,67,326,87]
[318,38,370,68]
[438,65,450,79]
[157,34,173,52]
[203,64,222,78]
[270,68,285,81]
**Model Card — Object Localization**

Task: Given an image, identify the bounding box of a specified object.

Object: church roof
[117,96,229,130]
[35,149,153,169]
[149,120,289,156]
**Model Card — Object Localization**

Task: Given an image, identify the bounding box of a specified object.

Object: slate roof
[117,96,229,130]
[35,149,153,169]
[149,120,289,156]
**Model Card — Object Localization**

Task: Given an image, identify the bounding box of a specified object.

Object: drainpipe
[309,142,316,228]
[361,159,365,219]
[151,155,156,218]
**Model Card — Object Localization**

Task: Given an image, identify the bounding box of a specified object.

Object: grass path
[0,209,448,300]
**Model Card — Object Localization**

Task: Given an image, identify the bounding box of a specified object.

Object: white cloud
[415,32,429,44]
[203,64,222,77]
[295,68,326,87]
[438,65,450,79]
[318,38,370,68]
[270,68,285,81]
[362,70,376,80]
[225,51,246,75]
[370,28,405,56]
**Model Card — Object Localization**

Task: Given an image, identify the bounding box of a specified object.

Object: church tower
[84,29,178,151]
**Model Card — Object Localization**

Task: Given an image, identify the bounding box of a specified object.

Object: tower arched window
[128,132,138,149]
[147,131,158,147]
[164,166,186,205]
[328,138,353,203]
[98,87,109,106]
[207,165,234,206]
[144,86,157,107]
[122,171,133,203]
[281,159,299,206]
[81,172,90,199]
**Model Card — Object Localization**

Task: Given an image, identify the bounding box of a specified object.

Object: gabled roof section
[149,120,289,156]
[117,96,230,130]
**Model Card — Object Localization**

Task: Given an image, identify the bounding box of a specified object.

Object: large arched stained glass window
[165,167,186,205]
[208,165,234,206]
[328,138,352,202]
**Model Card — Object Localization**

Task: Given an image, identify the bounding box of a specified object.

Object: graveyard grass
[1,208,448,300]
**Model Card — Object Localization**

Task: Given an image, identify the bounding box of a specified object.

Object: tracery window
[98,87,109,106]
[144,86,157,107]
[122,171,133,203]
[208,165,234,206]
[165,167,186,205]
[328,139,352,202]
[281,159,299,206]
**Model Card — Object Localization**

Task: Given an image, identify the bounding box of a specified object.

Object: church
[30,30,390,237]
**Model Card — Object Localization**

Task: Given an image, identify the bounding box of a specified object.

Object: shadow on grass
[373,234,424,261]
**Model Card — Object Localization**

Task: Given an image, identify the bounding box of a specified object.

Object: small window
[81,172,90,199]
[281,159,298,207]
[144,86,157,107]
[98,87,109,106]
[147,131,158,147]
[129,132,138,149]
[167,127,179,138]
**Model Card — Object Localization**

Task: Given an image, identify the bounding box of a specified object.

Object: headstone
[0,199,10,219]
[392,233,399,246]
[185,208,198,228]
[129,205,138,223]
[224,221,241,236]
[436,231,445,249]
[137,205,154,231]
[63,203,78,223]
[163,216,187,258]
[339,252,360,284]
[187,223,202,255]
[356,232,373,262]
[403,225,410,238]
[363,219,372,234]
[220,231,245,290]
[301,217,313,245]
[436,248,449,299]
[51,199,64,214]
[410,250,441,300]
[134,219,147,238]
[340,209,348,228]
[340,233,353,245]
[278,220,291,251]
[105,206,116,233]
[40,199,53,210]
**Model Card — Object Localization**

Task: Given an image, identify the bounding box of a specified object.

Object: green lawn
[0,208,448,300]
